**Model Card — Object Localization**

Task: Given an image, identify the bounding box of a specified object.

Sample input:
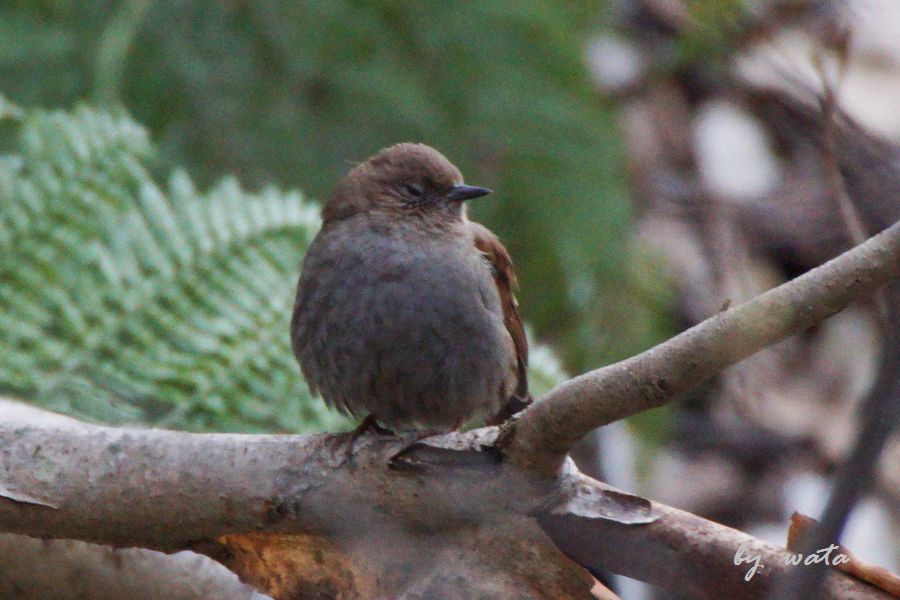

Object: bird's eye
[405,183,424,198]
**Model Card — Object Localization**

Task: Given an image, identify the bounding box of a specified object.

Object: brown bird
[291,143,529,433]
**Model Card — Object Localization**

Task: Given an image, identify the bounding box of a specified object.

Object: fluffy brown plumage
[291,143,529,431]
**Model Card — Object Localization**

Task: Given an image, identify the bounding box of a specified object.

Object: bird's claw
[335,414,396,465]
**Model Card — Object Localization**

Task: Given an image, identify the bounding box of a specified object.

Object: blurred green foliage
[0,2,673,431]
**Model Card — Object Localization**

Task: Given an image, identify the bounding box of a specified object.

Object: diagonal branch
[506,219,900,473]
[541,476,895,600]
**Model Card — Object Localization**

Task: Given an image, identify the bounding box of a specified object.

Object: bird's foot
[393,423,459,454]
[336,414,396,465]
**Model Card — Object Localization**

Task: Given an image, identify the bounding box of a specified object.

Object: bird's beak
[446,184,492,203]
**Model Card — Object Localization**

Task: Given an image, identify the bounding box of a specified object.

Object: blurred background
[0,0,897,598]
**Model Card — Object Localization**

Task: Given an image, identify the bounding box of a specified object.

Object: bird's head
[323,143,491,224]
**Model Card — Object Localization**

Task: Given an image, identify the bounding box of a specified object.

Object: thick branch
[0,403,550,551]
[0,409,887,599]
[508,219,900,471]
[0,419,430,550]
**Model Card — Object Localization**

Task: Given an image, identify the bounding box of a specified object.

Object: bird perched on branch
[291,143,529,433]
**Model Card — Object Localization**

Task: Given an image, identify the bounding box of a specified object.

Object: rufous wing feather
[471,222,531,424]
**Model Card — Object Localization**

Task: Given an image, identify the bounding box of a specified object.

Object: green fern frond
[0,101,335,431]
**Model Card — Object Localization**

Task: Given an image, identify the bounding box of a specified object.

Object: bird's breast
[292,218,513,428]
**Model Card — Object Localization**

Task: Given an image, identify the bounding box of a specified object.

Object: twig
[773,313,899,600]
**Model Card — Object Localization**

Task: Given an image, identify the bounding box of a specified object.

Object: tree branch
[506,219,900,473]
[0,407,889,599]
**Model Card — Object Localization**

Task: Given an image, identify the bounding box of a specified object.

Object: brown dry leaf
[787,512,900,597]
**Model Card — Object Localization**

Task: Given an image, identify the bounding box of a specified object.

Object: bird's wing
[470,222,530,409]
